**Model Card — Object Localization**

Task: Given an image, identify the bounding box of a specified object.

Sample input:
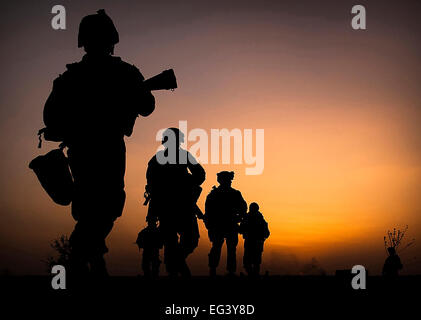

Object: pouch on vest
[29,148,73,206]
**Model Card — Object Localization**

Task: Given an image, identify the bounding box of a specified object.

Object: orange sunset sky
[0,0,420,275]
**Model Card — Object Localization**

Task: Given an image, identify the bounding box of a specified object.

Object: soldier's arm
[236,191,248,219]
[204,192,215,226]
[133,67,155,117]
[137,88,155,117]
[145,156,157,190]
[238,217,247,235]
[264,220,270,239]
[43,84,57,127]
[187,152,206,186]
[122,67,155,137]
[145,157,160,223]
[204,194,211,216]
[43,76,68,141]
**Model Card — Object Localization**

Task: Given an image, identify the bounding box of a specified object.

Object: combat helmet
[217,171,235,182]
[78,9,119,48]
[249,202,259,212]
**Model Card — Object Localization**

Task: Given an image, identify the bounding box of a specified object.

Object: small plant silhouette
[44,235,72,272]
[383,225,415,255]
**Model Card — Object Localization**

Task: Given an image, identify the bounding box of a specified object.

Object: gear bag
[29,148,73,206]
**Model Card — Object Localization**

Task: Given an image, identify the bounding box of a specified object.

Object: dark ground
[1,275,419,318]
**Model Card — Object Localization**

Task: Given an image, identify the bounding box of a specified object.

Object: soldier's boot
[227,265,237,277]
[143,266,152,278]
[151,268,160,279]
[244,265,253,277]
[142,257,151,278]
[165,260,179,278]
[68,252,89,288]
[208,240,223,270]
[68,264,89,289]
[253,264,261,277]
[227,261,237,277]
[209,267,217,278]
[166,262,178,278]
[226,246,237,277]
[151,260,161,279]
[179,259,191,279]
[226,271,237,278]
[90,254,109,278]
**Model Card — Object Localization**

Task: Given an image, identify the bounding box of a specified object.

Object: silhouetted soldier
[239,202,270,277]
[382,247,403,278]
[204,171,247,277]
[43,10,155,277]
[145,128,205,277]
[136,221,163,278]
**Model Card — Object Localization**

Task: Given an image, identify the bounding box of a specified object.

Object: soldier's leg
[68,175,93,277]
[176,217,199,278]
[142,249,152,277]
[208,234,224,273]
[68,220,90,278]
[243,239,252,275]
[253,241,264,276]
[69,215,115,278]
[226,232,239,274]
[179,217,199,258]
[164,240,178,276]
[151,248,161,278]
[70,188,124,277]
[89,254,108,277]
[68,144,125,279]
[161,222,179,277]
[89,189,124,277]
[253,264,260,276]
[177,255,191,278]
[86,217,115,277]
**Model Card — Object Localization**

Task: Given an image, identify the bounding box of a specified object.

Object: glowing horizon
[0,0,420,276]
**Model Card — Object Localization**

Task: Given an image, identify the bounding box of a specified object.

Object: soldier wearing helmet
[43,10,155,278]
[78,9,119,53]
[239,202,270,277]
[145,127,206,277]
[204,171,247,277]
